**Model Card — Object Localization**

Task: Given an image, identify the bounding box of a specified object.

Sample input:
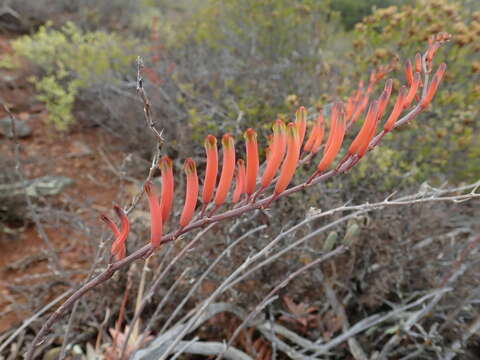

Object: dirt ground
[0,33,124,333]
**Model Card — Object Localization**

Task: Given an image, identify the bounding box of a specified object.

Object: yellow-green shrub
[349,0,479,183]
[12,22,142,130]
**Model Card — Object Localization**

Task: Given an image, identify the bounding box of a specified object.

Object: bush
[12,22,142,130]
[149,0,348,146]
[349,0,480,183]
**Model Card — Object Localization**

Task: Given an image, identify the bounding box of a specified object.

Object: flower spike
[158,156,174,223]
[244,129,259,196]
[180,158,199,227]
[202,135,218,206]
[214,134,235,207]
[275,123,301,195]
[232,159,246,203]
[144,181,162,249]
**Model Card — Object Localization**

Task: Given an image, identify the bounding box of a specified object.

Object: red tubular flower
[354,80,364,104]
[144,181,163,249]
[421,63,447,108]
[158,156,174,223]
[295,106,307,146]
[403,72,421,109]
[275,123,301,195]
[311,114,325,154]
[357,101,380,158]
[415,53,422,73]
[348,100,379,156]
[366,70,376,94]
[350,94,369,126]
[344,97,355,124]
[112,205,129,256]
[214,134,235,207]
[232,159,246,203]
[317,103,346,172]
[303,121,318,153]
[384,86,407,132]
[260,120,287,189]
[376,79,393,121]
[405,59,414,86]
[180,158,199,227]
[426,41,441,64]
[100,213,124,260]
[202,135,218,206]
[244,128,259,196]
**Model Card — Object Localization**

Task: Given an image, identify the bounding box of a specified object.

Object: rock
[68,140,93,157]
[0,176,74,199]
[0,116,32,138]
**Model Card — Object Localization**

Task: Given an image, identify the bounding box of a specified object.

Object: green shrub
[12,22,142,130]
[349,0,480,183]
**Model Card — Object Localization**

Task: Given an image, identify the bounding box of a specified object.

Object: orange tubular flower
[403,72,421,109]
[348,101,379,156]
[144,181,163,249]
[275,123,301,195]
[295,106,308,146]
[180,158,199,227]
[214,134,236,207]
[232,159,246,203]
[384,86,407,132]
[244,129,259,196]
[421,63,447,108]
[311,114,325,154]
[260,120,287,189]
[317,103,346,172]
[415,53,422,73]
[405,59,414,86]
[202,135,218,206]
[158,156,174,223]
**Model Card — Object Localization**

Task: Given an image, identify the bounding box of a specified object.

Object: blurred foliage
[330,0,408,30]
[349,0,480,184]
[12,22,141,130]
[156,0,347,144]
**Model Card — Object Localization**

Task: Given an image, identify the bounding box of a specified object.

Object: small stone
[0,116,32,138]
[68,140,93,157]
